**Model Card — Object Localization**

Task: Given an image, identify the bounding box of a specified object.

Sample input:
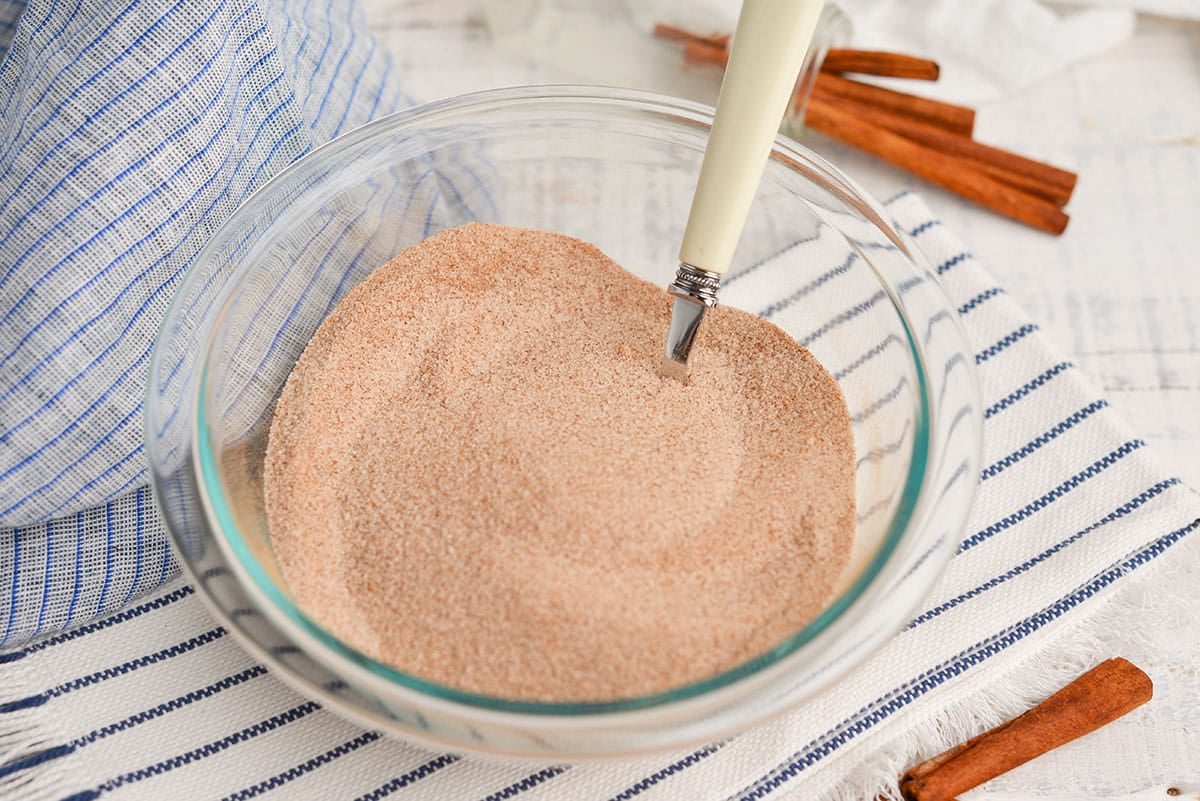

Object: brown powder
[264,223,855,702]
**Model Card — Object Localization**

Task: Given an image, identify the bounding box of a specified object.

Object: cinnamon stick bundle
[810,86,1076,206]
[654,22,1080,234]
[805,99,1069,235]
[900,658,1153,801]
[814,73,975,137]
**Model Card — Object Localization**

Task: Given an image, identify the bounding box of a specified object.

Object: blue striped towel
[1,0,1199,799]
[0,0,408,643]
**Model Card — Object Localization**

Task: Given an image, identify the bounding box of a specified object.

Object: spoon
[662,0,826,383]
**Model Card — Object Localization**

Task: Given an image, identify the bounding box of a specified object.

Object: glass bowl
[145,86,981,758]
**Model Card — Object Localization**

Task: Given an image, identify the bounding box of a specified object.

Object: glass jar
[785,3,854,137]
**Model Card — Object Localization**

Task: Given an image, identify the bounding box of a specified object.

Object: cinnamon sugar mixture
[264,223,855,702]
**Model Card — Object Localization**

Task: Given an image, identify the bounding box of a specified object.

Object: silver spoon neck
[661,263,722,383]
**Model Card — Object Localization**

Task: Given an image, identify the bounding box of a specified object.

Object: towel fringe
[0,658,68,801]
[0,769,65,801]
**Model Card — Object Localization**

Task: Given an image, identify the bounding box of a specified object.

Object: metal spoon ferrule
[661,263,721,384]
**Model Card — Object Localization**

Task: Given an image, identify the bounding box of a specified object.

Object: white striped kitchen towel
[1,190,1198,800]
[0,0,408,644]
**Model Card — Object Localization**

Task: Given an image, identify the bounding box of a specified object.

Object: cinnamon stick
[805,97,1068,234]
[810,85,1076,206]
[652,22,729,49]
[683,39,729,68]
[672,37,942,84]
[900,658,1153,801]
[815,73,975,137]
[821,49,940,81]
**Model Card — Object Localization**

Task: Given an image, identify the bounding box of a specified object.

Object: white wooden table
[363,3,1200,796]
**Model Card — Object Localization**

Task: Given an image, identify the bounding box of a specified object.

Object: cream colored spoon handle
[679,0,824,275]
